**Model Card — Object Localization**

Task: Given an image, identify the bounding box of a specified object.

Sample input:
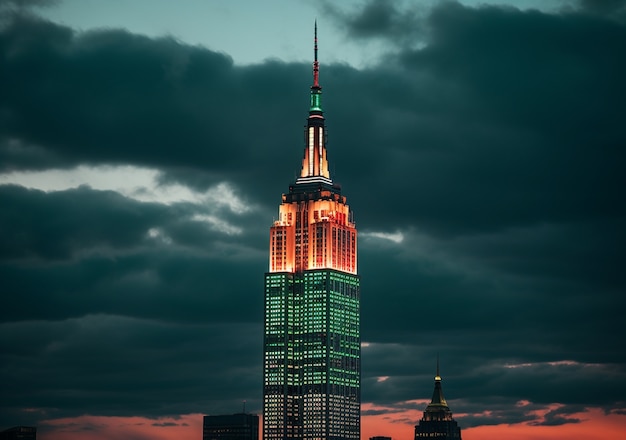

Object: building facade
[262,24,360,440]
[202,413,258,440]
[414,364,462,440]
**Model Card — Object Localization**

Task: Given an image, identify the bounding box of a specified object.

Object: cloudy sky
[1,0,625,439]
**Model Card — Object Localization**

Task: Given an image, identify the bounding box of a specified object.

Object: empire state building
[262,24,360,440]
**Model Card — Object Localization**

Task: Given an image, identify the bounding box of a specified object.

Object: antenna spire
[313,20,320,88]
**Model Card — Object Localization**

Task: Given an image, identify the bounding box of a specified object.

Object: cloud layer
[1,0,625,437]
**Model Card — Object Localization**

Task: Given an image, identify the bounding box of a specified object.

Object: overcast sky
[1,0,625,439]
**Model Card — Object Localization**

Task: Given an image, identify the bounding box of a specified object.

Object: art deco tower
[414,362,462,440]
[263,24,360,440]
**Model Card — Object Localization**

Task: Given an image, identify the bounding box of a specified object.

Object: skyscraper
[262,23,360,440]
[414,362,463,440]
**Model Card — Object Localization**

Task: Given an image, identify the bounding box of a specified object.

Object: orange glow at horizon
[360,404,626,440]
[462,407,626,440]
[31,406,626,440]
[39,414,204,440]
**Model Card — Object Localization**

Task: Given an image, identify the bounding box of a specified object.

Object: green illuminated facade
[263,24,360,440]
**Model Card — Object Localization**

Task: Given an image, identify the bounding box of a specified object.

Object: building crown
[298,21,331,185]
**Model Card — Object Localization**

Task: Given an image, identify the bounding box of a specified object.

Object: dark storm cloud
[4,6,623,234]
[359,220,626,345]
[0,184,165,260]
[1,0,625,432]
[361,342,626,403]
[0,181,266,262]
[319,0,425,43]
[453,400,586,427]
[324,1,626,236]
[0,10,309,199]
[0,184,265,324]
[579,0,626,21]
[0,14,234,167]
[1,248,265,323]
[0,315,262,425]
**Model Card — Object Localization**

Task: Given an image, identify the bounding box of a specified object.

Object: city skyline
[1,1,625,440]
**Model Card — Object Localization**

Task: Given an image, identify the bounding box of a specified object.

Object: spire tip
[312,20,320,88]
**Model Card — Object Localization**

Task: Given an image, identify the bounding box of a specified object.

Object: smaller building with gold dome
[414,361,462,440]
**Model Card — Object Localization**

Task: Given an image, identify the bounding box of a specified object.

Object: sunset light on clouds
[33,408,626,440]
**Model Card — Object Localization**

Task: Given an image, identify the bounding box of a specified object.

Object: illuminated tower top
[269,23,356,275]
[298,20,330,185]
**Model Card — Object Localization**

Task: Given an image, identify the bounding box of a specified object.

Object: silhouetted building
[414,363,462,440]
[0,426,36,440]
[262,23,360,440]
[202,413,258,440]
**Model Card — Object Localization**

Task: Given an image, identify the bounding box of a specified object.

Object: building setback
[414,363,463,440]
[202,413,259,440]
[262,23,360,440]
